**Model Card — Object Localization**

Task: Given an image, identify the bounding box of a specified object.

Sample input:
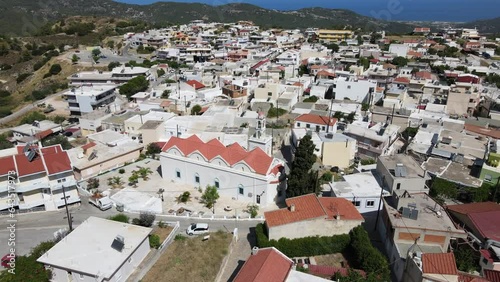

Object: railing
[158,221,180,250]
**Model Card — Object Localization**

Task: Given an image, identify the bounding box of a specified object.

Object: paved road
[0,92,66,126]
[0,198,259,257]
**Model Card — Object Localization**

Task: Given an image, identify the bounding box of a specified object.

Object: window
[485,174,492,182]
[176,169,181,178]
[57,178,66,183]
[352,201,361,207]
[268,92,272,96]
[194,173,200,184]
[297,122,301,127]
[214,178,220,189]
[256,195,261,204]
[322,126,325,131]
[306,124,310,129]
[396,183,401,190]
[79,274,84,279]
[366,200,375,207]
[238,185,244,195]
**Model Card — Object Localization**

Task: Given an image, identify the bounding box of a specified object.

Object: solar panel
[27,149,37,162]
[88,150,97,161]
[409,209,419,220]
[402,207,411,218]
[111,236,125,252]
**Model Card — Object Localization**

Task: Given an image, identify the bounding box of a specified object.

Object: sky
[116,0,500,22]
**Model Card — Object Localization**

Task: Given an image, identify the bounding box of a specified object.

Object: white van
[186,223,209,236]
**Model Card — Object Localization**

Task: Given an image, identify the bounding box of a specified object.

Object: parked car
[186,223,209,236]
[1,254,14,268]
[88,195,113,211]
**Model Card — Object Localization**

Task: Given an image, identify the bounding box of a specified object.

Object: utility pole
[493,177,500,202]
[374,175,385,232]
[62,185,73,232]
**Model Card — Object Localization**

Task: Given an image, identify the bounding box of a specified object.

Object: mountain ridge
[1,1,499,35]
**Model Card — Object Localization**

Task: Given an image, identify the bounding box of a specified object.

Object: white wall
[267,218,363,240]
[160,151,282,207]
[334,79,376,103]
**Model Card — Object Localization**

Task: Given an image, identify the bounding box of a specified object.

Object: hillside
[0,1,419,35]
[464,17,500,34]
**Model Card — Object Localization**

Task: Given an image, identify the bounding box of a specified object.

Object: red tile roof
[316,70,336,77]
[447,202,500,215]
[457,74,480,84]
[415,71,433,80]
[14,152,45,177]
[292,82,303,87]
[41,146,72,175]
[394,77,410,84]
[265,194,363,227]
[318,197,364,221]
[35,129,54,140]
[484,269,500,282]
[162,136,277,175]
[458,271,490,282]
[422,253,458,275]
[464,124,500,139]
[0,156,15,176]
[295,114,336,126]
[186,80,205,90]
[233,247,292,282]
[81,142,96,151]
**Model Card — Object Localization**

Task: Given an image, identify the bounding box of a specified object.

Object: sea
[116,0,500,22]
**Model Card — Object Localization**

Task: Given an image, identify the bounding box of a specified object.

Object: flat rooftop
[139,120,164,130]
[329,171,389,198]
[422,157,482,187]
[379,154,426,178]
[64,85,118,97]
[384,193,465,235]
[103,111,145,125]
[37,216,151,279]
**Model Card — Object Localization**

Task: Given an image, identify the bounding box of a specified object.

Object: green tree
[161,89,171,99]
[71,54,79,64]
[52,115,66,124]
[128,173,139,187]
[108,213,129,223]
[0,133,13,149]
[430,177,458,203]
[106,40,115,49]
[107,176,124,188]
[146,142,162,155]
[157,68,165,77]
[119,76,149,98]
[247,204,259,218]
[42,135,72,150]
[190,104,202,115]
[298,64,309,76]
[0,241,55,281]
[136,167,153,180]
[323,43,339,52]
[350,226,390,281]
[19,111,47,125]
[454,246,477,272]
[287,134,319,197]
[87,178,99,190]
[107,61,121,71]
[392,56,408,67]
[201,185,219,213]
[91,48,101,57]
[48,64,62,76]
[149,234,161,249]
[359,56,370,69]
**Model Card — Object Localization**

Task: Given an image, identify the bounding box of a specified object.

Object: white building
[68,67,151,85]
[37,216,152,282]
[389,44,409,57]
[333,77,377,103]
[65,85,118,116]
[11,120,62,143]
[294,113,337,133]
[160,135,286,207]
[329,171,390,214]
[0,144,80,212]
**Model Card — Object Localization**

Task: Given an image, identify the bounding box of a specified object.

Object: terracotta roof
[41,146,72,175]
[422,253,458,275]
[407,50,423,58]
[162,136,276,175]
[81,142,96,151]
[415,71,433,80]
[14,152,45,177]
[464,124,500,139]
[292,82,303,87]
[310,65,328,70]
[447,202,500,215]
[295,114,336,126]
[457,74,480,84]
[318,197,364,221]
[233,247,292,282]
[251,59,269,70]
[265,194,363,227]
[0,156,15,176]
[160,100,172,107]
[458,272,490,282]
[394,77,410,84]
[35,129,54,140]
[484,269,500,282]
[469,211,500,241]
[186,80,205,90]
[316,70,336,77]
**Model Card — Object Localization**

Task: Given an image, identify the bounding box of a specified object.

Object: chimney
[336,212,340,221]
[252,246,259,255]
[290,204,296,212]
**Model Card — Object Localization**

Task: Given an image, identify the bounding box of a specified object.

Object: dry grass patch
[314,253,350,268]
[153,225,174,242]
[143,231,232,282]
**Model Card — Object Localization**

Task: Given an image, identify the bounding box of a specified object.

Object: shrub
[174,234,187,241]
[108,213,129,223]
[179,191,191,203]
[132,212,156,227]
[49,64,62,75]
[158,221,167,228]
[360,158,376,165]
[303,96,318,103]
[247,204,259,218]
[255,223,351,258]
[320,172,333,182]
[149,234,161,249]
[118,168,126,174]
[349,226,390,280]
[16,73,32,83]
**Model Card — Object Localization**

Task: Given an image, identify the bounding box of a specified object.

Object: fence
[155,212,265,221]
[158,221,180,250]
[214,228,239,282]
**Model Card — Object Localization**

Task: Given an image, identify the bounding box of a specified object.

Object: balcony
[54,196,81,208]
[69,106,80,112]
[50,178,78,191]
[18,199,46,210]
[16,180,50,193]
